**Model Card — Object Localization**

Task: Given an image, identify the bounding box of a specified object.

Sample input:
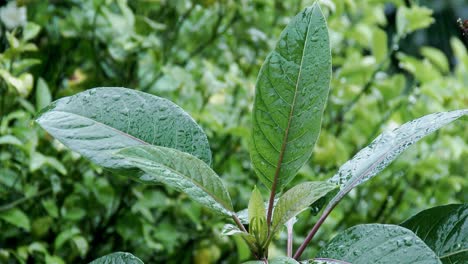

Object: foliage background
[0,0,466,263]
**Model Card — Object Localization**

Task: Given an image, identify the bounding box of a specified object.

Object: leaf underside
[251,2,331,191]
[89,252,144,264]
[401,204,468,264]
[36,87,211,178]
[116,145,233,216]
[317,224,441,264]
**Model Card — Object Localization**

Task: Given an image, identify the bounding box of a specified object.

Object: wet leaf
[36,87,211,179]
[244,257,299,264]
[89,252,143,264]
[327,110,467,209]
[116,145,233,216]
[401,204,468,264]
[251,3,331,191]
[271,182,336,235]
[317,224,441,263]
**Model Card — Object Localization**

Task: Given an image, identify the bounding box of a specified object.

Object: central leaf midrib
[272,11,313,184]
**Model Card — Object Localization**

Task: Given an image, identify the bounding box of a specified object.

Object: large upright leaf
[36,87,211,177]
[401,204,468,264]
[251,3,331,191]
[327,110,467,207]
[317,224,441,264]
[271,182,336,235]
[89,252,143,264]
[116,145,233,216]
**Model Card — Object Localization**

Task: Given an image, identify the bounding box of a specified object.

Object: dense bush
[0,0,466,263]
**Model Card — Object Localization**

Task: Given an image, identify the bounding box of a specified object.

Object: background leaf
[251,2,331,191]
[89,252,144,264]
[36,87,212,177]
[317,224,441,264]
[401,204,468,263]
[0,208,30,231]
[116,145,233,216]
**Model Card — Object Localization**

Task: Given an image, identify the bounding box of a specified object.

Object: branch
[0,188,51,212]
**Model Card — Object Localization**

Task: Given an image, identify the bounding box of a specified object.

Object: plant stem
[293,203,337,260]
[0,188,52,212]
[232,214,248,233]
[286,218,294,257]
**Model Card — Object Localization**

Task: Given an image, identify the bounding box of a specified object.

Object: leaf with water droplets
[116,145,233,216]
[401,204,468,264]
[89,252,143,264]
[251,3,331,191]
[303,258,351,264]
[271,182,336,235]
[317,224,441,264]
[35,87,211,179]
[326,110,467,208]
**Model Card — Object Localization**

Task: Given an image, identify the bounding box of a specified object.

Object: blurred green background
[0,0,467,263]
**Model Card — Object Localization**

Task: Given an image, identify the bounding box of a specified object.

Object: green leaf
[0,70,33,97]
[0,135,22,146]
[116,145,233,216]
[317,224,441,264]
[36,78,52,112]
[248,186,268,245]
[244,257,299,264]
[327,110,467,210]
[271,181,336,235]
[306,259,350,264]
[0,208,30,231]
[89,252,143,264]
[396,5,434,37]
[401,204,468,263]
[420,47,449,74]
[35,87,212,178]
[251,3,331,191]
[23,22,41,41]
[371,28,387,64]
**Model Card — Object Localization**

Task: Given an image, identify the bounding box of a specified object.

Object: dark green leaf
[401,204,468,264]
[89,252,143,264]
[271,182,336,235]
[317,224,441,264]
[0,208,30,231]
[251,3,331,191]
[36,87,211,178]
[116,145,233,216]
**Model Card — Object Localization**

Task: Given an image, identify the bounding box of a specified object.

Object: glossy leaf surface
[244,257,299,264]
[36,87,211,177]
[271,181,336,234]
[305,259,351,264]
[116,145,233,216]
[317,224,441,264]
[251,3,331,191]
[89,252,143,264]
[401,204,468,264]
[327,110,467,207]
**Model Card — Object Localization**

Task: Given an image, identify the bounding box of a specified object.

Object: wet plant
[36,2,467,264]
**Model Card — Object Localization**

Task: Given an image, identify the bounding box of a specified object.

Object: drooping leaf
[251,2,331,191]
[327,110,467,209]
[317,224,441,264]
[0,208,30,231]
[401,204,468,263]
[271,182,336,235]
[36,87,211,178]
[248,186,268,245]
[116,145,233,216]
[244,257,300,264]
[89,252,143,264]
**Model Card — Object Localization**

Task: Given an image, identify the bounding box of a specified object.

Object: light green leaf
[401,204,468,263]
[248,186,267,244]
[420,47,449,74]
[396,5,434,37]
[35,87,212,179]
[327,110,467,210]
[0,70,33,97]
[371,28,387,63]
[116,145,233,216]
[271,181,336,235]
[305,258,350,264]
[36,78,52,112]
[89,252,143,264]
[251,3,331,191]
[23,22,41,41]
[317,224,441,263]
[54,227,80,251]
[0,208,30,231]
